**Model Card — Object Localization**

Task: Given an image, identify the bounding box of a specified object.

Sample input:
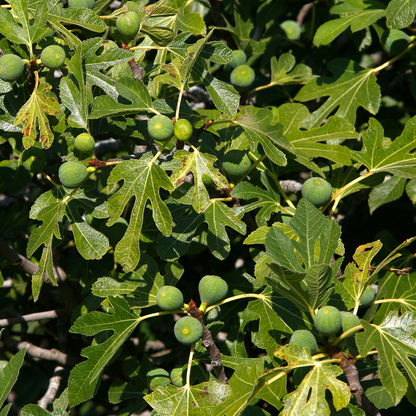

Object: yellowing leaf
[275,344,350,415]
[14,82,60,149]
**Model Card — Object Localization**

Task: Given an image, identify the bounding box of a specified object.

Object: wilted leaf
[14,82,60,149]
[275,344,350,415]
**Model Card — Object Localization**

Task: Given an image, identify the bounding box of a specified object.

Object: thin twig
[2,336,78,366]
[38,366,64,409]
[0,236,52,284]
[0,309,68,327]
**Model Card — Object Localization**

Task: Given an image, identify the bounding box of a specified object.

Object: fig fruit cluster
[290,288,375,353]
[154,276,229,346]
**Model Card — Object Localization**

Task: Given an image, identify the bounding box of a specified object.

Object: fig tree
[58,161,88,189]
[230,50,247,68]
[230,64,255,88]
[198,275,228,306]
[68,0,95,8]
[360,286,376,307]
[174,119,193,142]
[21,146,47,173]
[289,330,319,354]
[146,368,170,391]
[116,11,141,39]
[170,367,184,387]
[0,54,24,82]
[340,311,360,337]
[148,114,174,141]
[174,316,203,345]
[222,150,252,183]
[280,20,302,40]
[301,177,332,207]
[41,45,66,70]
[156,286,184,311]
[74,133,95,154]
[314,305,342,337]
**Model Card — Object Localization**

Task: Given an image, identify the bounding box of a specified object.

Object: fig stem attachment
[185,343,195,387]
[332,325,363,346]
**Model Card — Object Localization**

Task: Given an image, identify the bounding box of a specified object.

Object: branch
[0,236,52,283]
[334,352,381,416]
[188,300,228,384]
[3,336,78,366]
[37,366,64,409]
[0,309,68,327]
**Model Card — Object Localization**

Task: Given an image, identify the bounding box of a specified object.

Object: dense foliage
[1,0,416,415]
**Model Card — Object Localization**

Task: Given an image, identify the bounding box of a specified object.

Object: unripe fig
[74,133,95,154]
[289,330,319,354]
[301,177,332,207]
[68,0,95,8]
[340,311,360,337]
[116,11,141,39]
[280,20,302,40]
[58,161,88,189]
[146,368,170,391]
[222,150,252,183]
[174,316,203,345]
[99,217,128,247]
[148,114,174,141]
[174,119,193,142]
[360,286,375,307]
[41,45,66,70]
[0,54,24,82]
[384,29,410,55]
[156,286,184,311]
[230,64,255,88]
[229,50,247,68]
[198,275,228,306]
[21,146,47,173]
[314,306,342,337]
[170,367,184,387]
